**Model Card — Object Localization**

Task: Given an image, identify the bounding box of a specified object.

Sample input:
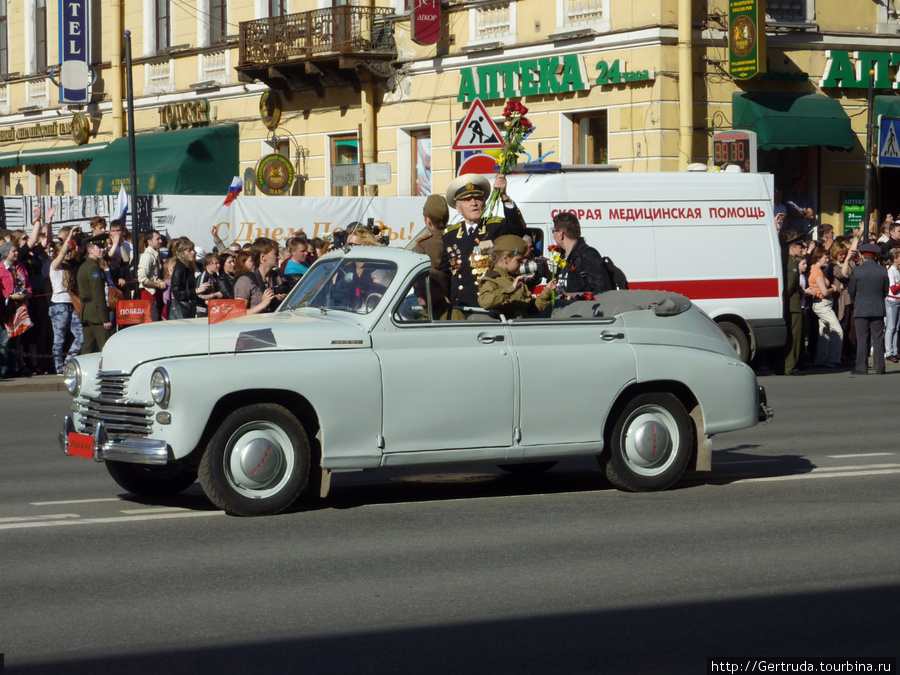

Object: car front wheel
[199,403,310,516]
[105,461,197,497]
[601,393,693,492]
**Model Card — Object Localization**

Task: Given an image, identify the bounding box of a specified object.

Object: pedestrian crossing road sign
[452,98,505,151]
[878,115,900,168]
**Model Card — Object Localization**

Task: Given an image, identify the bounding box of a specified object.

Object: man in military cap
[77,233,112,353]
[781,230,808,375]
[440,174,526,308]
[414,194,449,269]
[848,243,890,375]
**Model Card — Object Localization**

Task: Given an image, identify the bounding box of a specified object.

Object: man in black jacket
[848,243,890,375]
[552,212,611,294]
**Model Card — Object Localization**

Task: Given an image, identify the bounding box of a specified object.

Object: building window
[331,134,359,197]
[556,0,609,33]
[0,0,8,77]
[156,0,171,52]
[765,0,815,25]
[269,0,286,16]
[36,0,48,71]
[469,0,517,47]
[411,131,431,196]
[572,111,608,165]
[209,0,227,43]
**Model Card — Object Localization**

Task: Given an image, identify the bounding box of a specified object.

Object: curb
[0,375,68,394]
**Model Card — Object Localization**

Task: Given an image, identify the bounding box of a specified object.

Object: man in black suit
[440,173,526,308]
[848,243,890,375]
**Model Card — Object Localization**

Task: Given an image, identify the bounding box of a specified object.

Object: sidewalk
[0,373,69,394]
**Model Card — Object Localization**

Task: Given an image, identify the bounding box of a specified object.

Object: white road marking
[119,507,194,514]
[30,498,123,506]
[0,514,80,524]
[736,468,900,483]
[812,464,900,472]
[828,452,894,459]
[0,510,223,531]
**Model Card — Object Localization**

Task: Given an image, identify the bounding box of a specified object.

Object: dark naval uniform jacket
[440,203,526,308]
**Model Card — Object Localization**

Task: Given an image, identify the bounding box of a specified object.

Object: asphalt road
[1,372,898,674]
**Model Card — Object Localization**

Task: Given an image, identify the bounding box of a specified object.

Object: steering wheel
[363,292,383,313]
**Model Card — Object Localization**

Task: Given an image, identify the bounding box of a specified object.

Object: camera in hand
[520,257,550,283]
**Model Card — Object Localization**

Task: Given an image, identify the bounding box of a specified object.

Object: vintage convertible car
[60,247,771,516]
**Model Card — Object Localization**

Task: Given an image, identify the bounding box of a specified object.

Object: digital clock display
[712,130,757,173]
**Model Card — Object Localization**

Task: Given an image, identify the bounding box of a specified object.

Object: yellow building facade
[0,0,899,232]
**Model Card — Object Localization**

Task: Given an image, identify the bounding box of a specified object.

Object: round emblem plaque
[71,113,90,145]
[259,91,282,130]
[255,154,294,196]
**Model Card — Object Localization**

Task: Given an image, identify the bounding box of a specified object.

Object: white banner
[1,194,429,250]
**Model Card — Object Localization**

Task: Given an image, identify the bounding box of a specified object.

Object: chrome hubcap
[224,421,295,499]
[620,405,680,476]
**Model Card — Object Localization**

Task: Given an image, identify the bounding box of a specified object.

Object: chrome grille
[79,371,153,439]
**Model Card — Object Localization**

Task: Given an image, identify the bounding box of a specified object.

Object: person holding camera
[477,235,557,319]
[552,212,612,295]
[234,237,287,315]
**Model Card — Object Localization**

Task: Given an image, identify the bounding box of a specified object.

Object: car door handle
[601,331,625,341]
[478,333,505,344]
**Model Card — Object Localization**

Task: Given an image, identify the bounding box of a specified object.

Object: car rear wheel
[105,461,197,497]
[199,403,310,516]
[601,393,693,492]
[717,320,750,363]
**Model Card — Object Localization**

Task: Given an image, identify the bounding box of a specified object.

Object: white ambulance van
[505,166,785,362]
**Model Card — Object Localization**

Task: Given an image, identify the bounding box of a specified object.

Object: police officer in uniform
[781,230,807,375]
[77,234,112,354]
[440,173,527,308]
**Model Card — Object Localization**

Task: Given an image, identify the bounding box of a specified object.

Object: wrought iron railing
[239,6,395,67]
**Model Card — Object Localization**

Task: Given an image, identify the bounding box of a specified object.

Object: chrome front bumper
[59,415,170,465]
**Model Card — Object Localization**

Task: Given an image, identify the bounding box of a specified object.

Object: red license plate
[68,432,95,458]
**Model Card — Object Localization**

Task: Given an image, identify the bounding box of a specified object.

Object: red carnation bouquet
[484,100,535,220]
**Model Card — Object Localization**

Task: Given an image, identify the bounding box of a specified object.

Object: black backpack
[602,256,629,290]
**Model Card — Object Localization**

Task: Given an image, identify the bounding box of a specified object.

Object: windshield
[281,258,397,314]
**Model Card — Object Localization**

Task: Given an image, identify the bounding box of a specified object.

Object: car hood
[99,310,371,372]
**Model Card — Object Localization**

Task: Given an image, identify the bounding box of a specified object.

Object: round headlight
[150,367,171,408]
[63,360,81,396]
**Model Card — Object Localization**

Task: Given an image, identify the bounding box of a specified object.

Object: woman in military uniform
[477,235,557,319]
[76,234,112,354]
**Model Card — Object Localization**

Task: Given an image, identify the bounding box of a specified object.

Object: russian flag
[223,176,243,206]
[114,185,128,221]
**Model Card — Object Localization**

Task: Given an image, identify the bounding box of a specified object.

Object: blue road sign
[879,116,900,168]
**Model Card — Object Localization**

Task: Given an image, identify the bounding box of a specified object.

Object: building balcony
[237,6,396,97]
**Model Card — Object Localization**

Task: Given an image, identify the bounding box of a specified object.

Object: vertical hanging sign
[411,0,441,46]
[58,0,92,104]
[728,0,766,80]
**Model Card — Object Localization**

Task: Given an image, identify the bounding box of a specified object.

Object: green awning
[875,95,900,129]
[80,124,239,195]
[17,142,109,166]
[732,92,856,151]
[0,152,19,169]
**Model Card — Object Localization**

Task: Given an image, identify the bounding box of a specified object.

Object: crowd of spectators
[781,216,900,376]
[0,209,339,380]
